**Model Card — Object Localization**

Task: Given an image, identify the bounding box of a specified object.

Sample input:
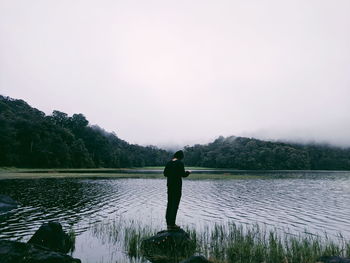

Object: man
[163,150,191,230]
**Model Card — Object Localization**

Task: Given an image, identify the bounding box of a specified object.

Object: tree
[51,110,69,127]
[71,139,94,168]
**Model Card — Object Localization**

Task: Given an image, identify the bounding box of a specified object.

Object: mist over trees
[1,95,350,170]
[0,95,169,168]
[184,136,350,170]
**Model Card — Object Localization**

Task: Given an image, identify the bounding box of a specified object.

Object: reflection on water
[1,171,350,262]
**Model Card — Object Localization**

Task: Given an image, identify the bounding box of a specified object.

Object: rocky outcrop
[0,240,80,263]
[180,255,213,263]
[28,222,74,253]
[318,256,350,263]
[0,195,18,213]
[141,229,196,263]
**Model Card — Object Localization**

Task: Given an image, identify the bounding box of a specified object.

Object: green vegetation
[184,136,350,170]
[2,95,350,170]
[0,95,169,168]
[67,228,76,253]
[139,166,218,170]
[0,169,271,180]
[92,219,350,263]
[0,171,159,180]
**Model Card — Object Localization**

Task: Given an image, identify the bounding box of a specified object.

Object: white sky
[1,0,350,147]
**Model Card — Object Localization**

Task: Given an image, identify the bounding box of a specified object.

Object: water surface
[1,171,350,262]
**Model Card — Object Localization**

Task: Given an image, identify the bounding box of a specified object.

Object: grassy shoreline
[0,167,267,180]
[0,166,215,172]
[92,219,350,263]
[1,167,349,180]
[0,171,266,180]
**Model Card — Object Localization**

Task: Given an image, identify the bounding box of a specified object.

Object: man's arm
[180,162,191,177]
[183,171,190,177]
[163,164,169,177]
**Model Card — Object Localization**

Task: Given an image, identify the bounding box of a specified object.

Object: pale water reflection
[1,171,350,262]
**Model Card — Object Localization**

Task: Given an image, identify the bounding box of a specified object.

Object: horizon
[1,1,350,147]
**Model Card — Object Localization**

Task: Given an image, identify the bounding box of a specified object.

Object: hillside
[184,136,350,170]
[0,95,169,168]
[1,95,350,170]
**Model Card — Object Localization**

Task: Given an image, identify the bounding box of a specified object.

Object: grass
[0,172,162,180]
[91,219,350,263]
[67,228,76,253]
[0,172,273,180]
[0,168,275,180]
[4,167,345,180]
[139,166,220,170]
[0,167,215,173]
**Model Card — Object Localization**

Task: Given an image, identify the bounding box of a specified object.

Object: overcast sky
[1,0,350,148]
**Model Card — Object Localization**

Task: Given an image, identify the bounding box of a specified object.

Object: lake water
[1,171,350,262]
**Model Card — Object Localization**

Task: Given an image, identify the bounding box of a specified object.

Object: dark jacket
[163,159,189,190]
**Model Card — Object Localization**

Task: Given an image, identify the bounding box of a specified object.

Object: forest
[0,95,169,168]
[1,95,350,170]
[184,136,350,170]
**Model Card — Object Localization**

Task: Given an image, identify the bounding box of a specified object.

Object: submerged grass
[0,169,275,180]
[1,168,350,180]
[123,221,155,258]
[3,167,336,180]
[0,172,162,180]
[91,219,350,263]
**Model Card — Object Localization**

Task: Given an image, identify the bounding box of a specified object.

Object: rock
[141,228,196,263]
[28,222,74,253]
[180,255,213,263]
[0,240,81,263]
[0,195,18,212]
[318,256,350,263]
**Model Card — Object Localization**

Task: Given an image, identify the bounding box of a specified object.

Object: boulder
[28,222,74,253]
[318,256,350,263]
[141,229,196,263]
[0,195,18,212]
[0,240,80,263]
[180,255,213,263]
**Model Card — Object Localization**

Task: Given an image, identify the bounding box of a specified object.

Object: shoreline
[0,172,267,180]
[1,168,350,180]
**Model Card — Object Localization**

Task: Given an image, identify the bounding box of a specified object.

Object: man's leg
[172,191,181,224]
[166,188,181,226]
[165,190,174,226]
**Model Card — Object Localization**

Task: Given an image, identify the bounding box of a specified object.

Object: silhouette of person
[163,150,191,230]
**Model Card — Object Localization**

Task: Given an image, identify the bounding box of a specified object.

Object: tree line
[0,95,170,168]
[184,136,350,170]
[1,95,350,170]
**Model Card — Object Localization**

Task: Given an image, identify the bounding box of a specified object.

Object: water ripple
[1,172,350,259]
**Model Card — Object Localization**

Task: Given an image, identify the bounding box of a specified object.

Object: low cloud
[1,0,349,148]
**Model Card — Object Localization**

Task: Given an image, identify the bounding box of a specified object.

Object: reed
[91,219,350,263]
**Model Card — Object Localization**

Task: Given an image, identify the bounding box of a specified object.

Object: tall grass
[91,219,350,263]
[124,221,155,258]
[66,227,76,253]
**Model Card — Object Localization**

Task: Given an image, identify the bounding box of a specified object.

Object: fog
[1,0,350,147]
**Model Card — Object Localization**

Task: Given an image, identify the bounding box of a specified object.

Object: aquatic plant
[91,219,350,263]
[67,227,76,253]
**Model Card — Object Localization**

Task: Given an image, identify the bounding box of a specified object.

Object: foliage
[184,136,350,170]
[92,219,350,263]
[1,95,350,170]
[0,95,170,168]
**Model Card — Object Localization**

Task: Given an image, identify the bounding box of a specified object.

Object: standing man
[163,150,191,230]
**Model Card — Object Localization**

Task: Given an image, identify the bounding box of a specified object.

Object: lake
[1,170,350,262]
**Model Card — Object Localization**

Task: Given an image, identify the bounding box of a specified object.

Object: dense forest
[184,136,350,170]
[0,95,170,168]
[1,95,350,170]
